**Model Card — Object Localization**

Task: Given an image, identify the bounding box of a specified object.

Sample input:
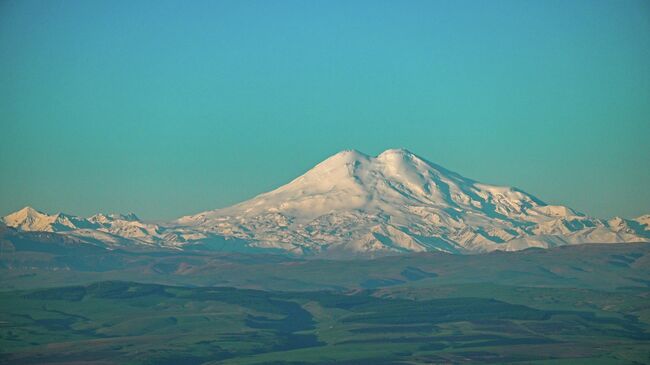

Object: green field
[1,280,649,364]
[1,230,650,364]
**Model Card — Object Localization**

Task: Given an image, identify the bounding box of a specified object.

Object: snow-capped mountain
[1,206,235,249]
[3,149,649,256]
[3,207,98,232]
[2,207,164,246]
[176,149,648,255]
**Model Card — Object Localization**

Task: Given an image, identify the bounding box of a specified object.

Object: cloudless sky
[1,0,649,220]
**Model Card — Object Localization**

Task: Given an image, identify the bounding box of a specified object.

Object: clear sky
[1,0,648,220]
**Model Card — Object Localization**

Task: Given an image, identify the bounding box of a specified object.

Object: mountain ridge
[3,149,649,256]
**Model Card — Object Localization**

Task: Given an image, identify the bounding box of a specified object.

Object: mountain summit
[4,149,649,256]
[180,148,541,223]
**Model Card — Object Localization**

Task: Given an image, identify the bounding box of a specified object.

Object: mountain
[3,149,649,256]
[3,206,95,232]
[2,207,164,247]
[176,149,649,255]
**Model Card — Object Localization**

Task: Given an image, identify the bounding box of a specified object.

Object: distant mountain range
[3,149,649,257]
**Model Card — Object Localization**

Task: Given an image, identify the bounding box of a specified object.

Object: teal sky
[1,0,649,220]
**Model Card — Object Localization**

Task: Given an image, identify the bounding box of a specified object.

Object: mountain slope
[3,149,649,256]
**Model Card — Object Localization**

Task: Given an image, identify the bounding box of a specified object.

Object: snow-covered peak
[3,206,47,229]
[174,148,649,255]
[180,148,555,222]
[325,148,370,162]
[377,147,414,158]
[88,213,112,223]
[298,149,370,181]
[5,206,46,222]
[376,148,427,174]
[3,206,81,232]
[376,148,431,167]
